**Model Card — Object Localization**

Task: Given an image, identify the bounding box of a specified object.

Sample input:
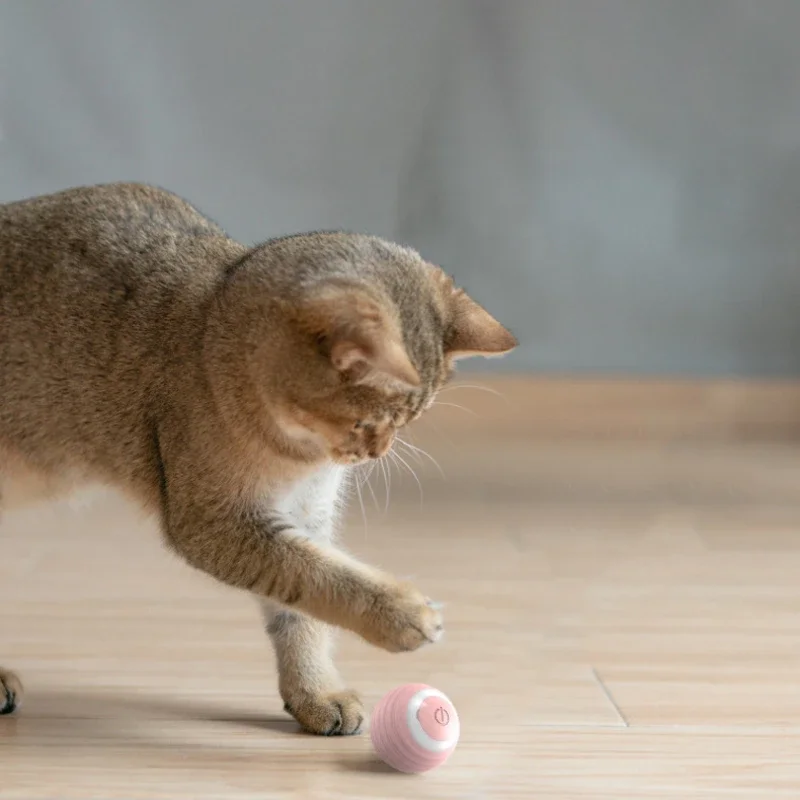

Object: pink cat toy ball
[370,684,460,774]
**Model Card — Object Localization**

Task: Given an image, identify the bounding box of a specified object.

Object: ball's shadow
[339,755,409,775]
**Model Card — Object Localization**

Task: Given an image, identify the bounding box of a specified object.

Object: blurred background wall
[2,0,800,377]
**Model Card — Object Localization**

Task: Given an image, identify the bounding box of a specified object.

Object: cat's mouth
[273,403,397,465]
[331,442,394,466]
[331,450,369,465]
[331,428,396,465]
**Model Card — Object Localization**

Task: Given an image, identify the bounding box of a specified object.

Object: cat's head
[228,233,517,465]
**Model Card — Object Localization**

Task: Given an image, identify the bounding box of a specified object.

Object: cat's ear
[298,284,420,388]
[329,334,420,388]
[446,288,518,361]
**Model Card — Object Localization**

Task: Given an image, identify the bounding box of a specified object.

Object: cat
[0,183,517,735]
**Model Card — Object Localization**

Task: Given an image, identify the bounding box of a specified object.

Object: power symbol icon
[434,706,450,726]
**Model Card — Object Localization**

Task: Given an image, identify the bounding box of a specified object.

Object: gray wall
[2,0,800,377]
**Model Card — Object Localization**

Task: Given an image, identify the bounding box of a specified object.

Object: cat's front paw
[362,581,444,653]
[0,669,23,715]
[283,689,365,736]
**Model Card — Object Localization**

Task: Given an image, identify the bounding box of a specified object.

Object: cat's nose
[368,428,395,459]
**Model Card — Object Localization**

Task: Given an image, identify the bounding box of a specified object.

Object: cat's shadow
[2,688,422,778]
[33,686,296,731]
[1,688,305,767]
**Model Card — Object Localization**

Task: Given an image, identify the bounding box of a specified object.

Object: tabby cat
[0,183,516,735]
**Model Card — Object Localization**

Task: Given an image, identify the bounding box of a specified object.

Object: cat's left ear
[446,288,518,361]
[297,283,421,389]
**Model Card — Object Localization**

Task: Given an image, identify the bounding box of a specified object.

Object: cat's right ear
[445,289,518,361]
[295,285,421,389]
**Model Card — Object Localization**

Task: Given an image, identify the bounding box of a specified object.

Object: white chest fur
[272,464,347,543]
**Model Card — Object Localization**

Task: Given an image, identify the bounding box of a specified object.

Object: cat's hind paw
[0,669,23,715]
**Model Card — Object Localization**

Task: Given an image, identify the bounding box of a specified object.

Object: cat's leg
[262,603,364,735]
[161,468,442,656]
[0,482,24,716]
[172,511,442,651]
[261,465,364,735]
[0,669,22,715]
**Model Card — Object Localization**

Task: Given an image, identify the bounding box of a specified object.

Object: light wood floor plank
[3,379,800,796]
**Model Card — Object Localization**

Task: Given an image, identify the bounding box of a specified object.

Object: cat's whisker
[385,447,400,473]
[395,436,446,480]
[415,415,457,450]
[352,470,369,539]
[432,400,479,417]
[440,382,506,399]
[355,460,376,489]
[393,436,423,465]
[378,456,391,513]
[363,468,380,513]
[352,460,378,506]
[390,448,424,505]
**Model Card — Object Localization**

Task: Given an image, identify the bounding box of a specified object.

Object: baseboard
[422,375,800,440]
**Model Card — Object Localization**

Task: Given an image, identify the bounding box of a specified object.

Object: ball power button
[417,696,456,742]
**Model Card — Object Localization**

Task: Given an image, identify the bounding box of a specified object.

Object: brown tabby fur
[0,183,516,735]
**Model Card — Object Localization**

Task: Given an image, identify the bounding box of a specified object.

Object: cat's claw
[362,582,444,653]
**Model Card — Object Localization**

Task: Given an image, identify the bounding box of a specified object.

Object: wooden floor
[3,379,800,798]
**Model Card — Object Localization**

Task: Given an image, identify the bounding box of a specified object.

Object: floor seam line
[592,667,630,728]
